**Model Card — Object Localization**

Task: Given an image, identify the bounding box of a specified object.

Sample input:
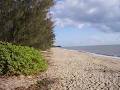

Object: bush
[0,41,47,75]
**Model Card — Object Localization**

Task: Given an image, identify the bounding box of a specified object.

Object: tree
[0,0,55,50]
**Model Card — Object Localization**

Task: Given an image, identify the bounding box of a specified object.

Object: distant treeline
[0,0,55,50]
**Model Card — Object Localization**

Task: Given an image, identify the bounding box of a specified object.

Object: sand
[42,48,120,90]
[0,47,120,90]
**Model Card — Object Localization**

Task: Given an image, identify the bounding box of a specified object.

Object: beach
[0,47,120,90]
[42,48,120,90]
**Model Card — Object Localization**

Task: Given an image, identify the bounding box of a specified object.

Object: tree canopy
[0,0,55,50]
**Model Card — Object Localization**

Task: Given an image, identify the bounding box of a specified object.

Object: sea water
[64,45,120,57]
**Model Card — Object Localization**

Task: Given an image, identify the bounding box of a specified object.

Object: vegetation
[0,41,47,75]
[0,0,55,50]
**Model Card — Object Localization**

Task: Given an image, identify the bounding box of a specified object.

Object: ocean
[64,45,120,57]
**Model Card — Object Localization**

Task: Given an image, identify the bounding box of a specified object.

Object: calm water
[64,45,120,57]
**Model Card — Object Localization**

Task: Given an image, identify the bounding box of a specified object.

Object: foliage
[0,0,55,50]
[0,41,47,75]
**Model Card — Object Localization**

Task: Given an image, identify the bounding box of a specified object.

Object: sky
[52,0,120,47]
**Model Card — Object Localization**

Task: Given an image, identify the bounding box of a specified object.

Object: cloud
[52,0,120,32]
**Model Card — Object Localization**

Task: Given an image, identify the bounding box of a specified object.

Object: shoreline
[1,47,120,90]
[49,48,120,89]
[84,51,120,60]
[61,47,120,60]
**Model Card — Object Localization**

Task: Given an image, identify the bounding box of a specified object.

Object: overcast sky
[52,0,120,46]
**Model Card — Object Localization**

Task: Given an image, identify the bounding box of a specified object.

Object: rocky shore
[43,48,120,90]
[1,47,120,90]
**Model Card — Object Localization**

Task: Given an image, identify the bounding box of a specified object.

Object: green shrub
[0,41,47,75]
